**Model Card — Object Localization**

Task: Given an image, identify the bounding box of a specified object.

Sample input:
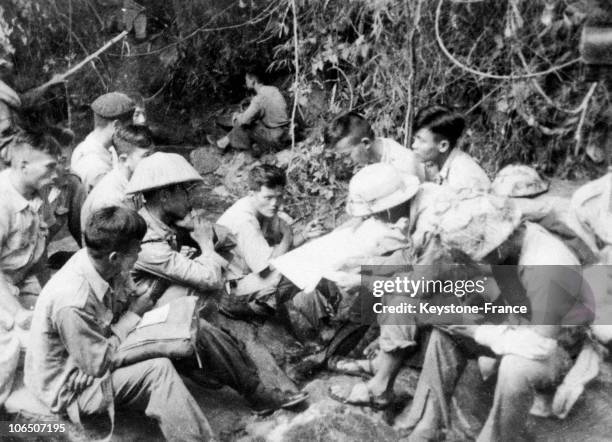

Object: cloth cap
[492,164,549,198]
[126,152,203,194]
[433,190,522,261]
[91,92,135,118]
[346,163,420,217]
[0,80,21,108]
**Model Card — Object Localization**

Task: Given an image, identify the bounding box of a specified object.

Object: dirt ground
[10,146,612,442]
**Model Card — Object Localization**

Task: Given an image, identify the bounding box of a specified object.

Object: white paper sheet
[136,303,170,328]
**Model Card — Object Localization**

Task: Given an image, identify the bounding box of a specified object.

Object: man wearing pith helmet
[125,152,309,414]
[71,92,135,192]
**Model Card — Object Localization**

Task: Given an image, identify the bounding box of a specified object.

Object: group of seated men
[0,76,611,442]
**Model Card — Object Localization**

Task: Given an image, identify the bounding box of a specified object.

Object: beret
[91,92,135,118]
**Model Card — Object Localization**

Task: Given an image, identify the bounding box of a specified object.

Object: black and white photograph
[0,0,611,440]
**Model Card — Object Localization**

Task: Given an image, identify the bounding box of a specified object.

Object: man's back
[254,85,288,128]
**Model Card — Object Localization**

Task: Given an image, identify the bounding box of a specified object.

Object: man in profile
[211,72,289,153]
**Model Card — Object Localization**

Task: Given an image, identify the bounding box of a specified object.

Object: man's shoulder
[217,197,257,228]
[572,174,609,210]
[41,263,92,311]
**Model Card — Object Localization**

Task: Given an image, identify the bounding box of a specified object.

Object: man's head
[248,164,287,218]
[346,163,420,223]
[245,72,262,91]
[91,92,136,144]
[126,152,203,223]
[10,131,61,191]
[324,113,375,165]
[113,124,153,177]
[412,105,465,163]
[84,206,147,276]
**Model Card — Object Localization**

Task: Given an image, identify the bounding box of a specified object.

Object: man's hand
[190,216,215,253]
[296,219,326,245]
[127,293,155,316]
[65,370,95,394]
[14,308,33,329]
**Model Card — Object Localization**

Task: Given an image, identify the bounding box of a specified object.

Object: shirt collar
[439,148,462,182]
[75,249,111,302]
[0,169,43,213]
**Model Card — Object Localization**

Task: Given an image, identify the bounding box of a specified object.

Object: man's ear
[118,153,129,164]
[108,251,119,264]
[437,139,450,154]
[361,137,373,150]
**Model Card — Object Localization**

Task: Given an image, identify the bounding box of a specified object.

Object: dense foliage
[1,0,611,222]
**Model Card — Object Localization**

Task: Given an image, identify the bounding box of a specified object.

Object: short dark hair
[413,105,466,149]
[245,72,262,84]
[324,113,375,148]
[84,206,147,257]
[248,164,286,191]
[113,124,153,156]
[11,130,62,157]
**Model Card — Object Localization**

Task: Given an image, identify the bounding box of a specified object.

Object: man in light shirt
[411,104,490,191]
[71,92,135,192]
[324,112,425,182]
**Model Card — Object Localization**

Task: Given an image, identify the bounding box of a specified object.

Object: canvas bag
[114,295,201,367]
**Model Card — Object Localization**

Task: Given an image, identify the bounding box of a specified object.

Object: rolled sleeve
[235,96,263,126]
[137,241,223,291]
[56,307,119,378]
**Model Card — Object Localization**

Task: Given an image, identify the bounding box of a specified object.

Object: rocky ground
[7,145,611,442]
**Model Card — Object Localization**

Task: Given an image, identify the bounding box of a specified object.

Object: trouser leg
[477,349,571,442]
[111,358,214,442]
[398,328,469,440]
[227,126,252,150]
[175,318,260,397]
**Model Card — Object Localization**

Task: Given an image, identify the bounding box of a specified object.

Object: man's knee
[146,357,176,378]
[497,355,534,390]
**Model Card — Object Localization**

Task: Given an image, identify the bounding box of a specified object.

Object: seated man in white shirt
[217,164,328,338]
[324,112,424,181]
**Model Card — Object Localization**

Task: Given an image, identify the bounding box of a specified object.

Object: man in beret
[71,92,135,192]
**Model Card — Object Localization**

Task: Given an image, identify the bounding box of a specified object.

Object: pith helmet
[346,163,420,217]
[91,92,135,118]
[492,164,549,197]
[126,152,203,194]
[0,79,21,108]
[435,190,522,260]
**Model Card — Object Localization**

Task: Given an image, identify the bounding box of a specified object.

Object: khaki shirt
[80,168,140,232]
[71,132,114,192]
[235,85,288,128]
[25,249,140,413]
[133,207,224,293]
[425,148,490,192]
[0,169,47,293]
[567,173,612,255]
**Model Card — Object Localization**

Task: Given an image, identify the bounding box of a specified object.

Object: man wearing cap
[80,124,152,231]
[412,105,490,192]
[396,197,597,441]
[328,163,445,407]
[71,92,135,192]
[125,152,309,414]
[324,112,425,182]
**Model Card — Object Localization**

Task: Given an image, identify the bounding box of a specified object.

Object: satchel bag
[114,295,201,368]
